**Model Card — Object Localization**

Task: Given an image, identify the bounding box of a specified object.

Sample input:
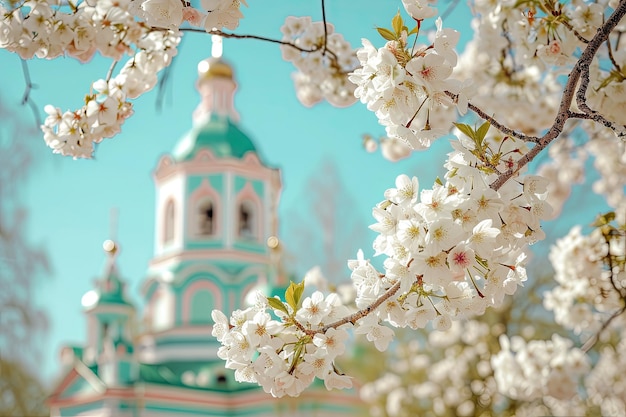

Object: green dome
[173,115,258,162]
[82,268,134,310]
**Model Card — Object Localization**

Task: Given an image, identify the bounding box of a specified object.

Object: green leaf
[293,280,305,307]
[392,11,403,36]
[591,211,616,227]
[453,123,476,141]
[596,70,625,91]
[266,296,289,315]
[408,25,419,36]
[376,27,397,41]
[285,280,306,312]
[476,121,491,144]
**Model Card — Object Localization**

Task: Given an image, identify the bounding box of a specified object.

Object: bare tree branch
[321,0,328,54]
[20,59,41,126]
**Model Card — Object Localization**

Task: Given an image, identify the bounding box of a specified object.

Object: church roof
[138,362,258,392]
[172,114,259,162]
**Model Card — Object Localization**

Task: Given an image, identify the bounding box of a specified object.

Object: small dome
[172,115,259,162]
[82,240,134,310]
[197,57,233,81]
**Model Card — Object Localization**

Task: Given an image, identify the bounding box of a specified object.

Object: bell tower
[139,41,283,365]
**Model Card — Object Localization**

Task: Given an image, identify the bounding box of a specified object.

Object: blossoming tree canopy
[2,0,625,405]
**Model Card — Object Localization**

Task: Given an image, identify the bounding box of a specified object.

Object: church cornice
[148,248,271,271]
[139,325,216,339]
[153,150,281,185]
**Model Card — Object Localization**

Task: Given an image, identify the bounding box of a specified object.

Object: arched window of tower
[238,200,256,239]
[197,198,215,236]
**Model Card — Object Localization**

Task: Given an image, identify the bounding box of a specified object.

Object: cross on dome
[193,32,239,123]
[103,207,119,260]
[211,29,223,58]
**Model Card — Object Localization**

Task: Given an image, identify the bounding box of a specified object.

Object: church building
[47,47,364,416]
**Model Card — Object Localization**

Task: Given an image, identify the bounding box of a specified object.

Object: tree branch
[302,279,403,336]
[20,59,41,127]
[606,35,622,74]
[105,59,119,82]
[321,0,328,54]
[445,91,541,143]
[488,0,626,191]
[575,0,626,136]
[181,28,328,55]
[561,19,590,44]
[581,304,626,353]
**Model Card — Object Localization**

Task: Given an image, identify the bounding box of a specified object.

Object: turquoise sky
[0,0,610,384]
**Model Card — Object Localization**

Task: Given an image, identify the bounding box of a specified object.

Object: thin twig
[602,229,626,298]
[321,0,328,54]
[444,91,540,143]
[606,36,622,73]
[156,62,171,113]
[105,60,119,82]
[182,28,323,54]
[19,59,41,126]
[301,280,403,336]
[581,304,626,352]
[561,19,590,44]
[155,36,182,112]
[20,59,33,107]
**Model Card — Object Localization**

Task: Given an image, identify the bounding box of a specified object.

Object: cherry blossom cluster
[472,0,621,70]
[349,14,464,150]
[470,0,626,125]
[0,0,248,158]
[1,0,152,61]
[584,123,626,208]
[360,273,626,417]
[348,127,551,334]
[42,29,180,158]
[544,221,625,337]
[280,16,359,108]
[0,0,181,158]
[536,137,587,218]
[134,0,246,31]
[585,340,626,416]
[362,134,412,162]
[533,123,624,221]
[454,21,562,135]
[360,320,507,417]
[587,51,626,126]
[214,122,554,395]
[491,333,590,402]
[212,287,354,398]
